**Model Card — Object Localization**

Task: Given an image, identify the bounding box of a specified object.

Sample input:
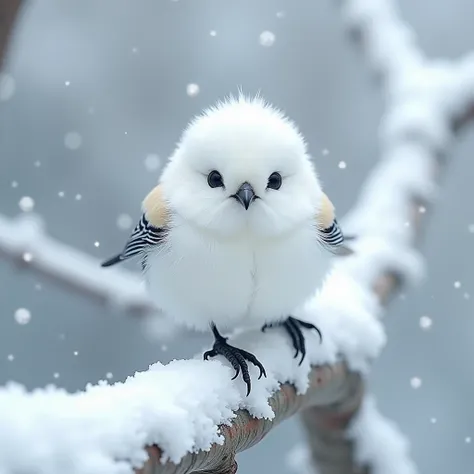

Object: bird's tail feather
[100,254,124,267]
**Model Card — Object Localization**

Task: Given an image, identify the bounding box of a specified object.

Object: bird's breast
[146,223,330,331]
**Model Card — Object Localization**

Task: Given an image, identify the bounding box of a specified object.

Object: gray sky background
[1,1,474,473]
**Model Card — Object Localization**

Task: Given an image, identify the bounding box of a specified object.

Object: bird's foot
[261,316,322,366]
[203,324,267,396]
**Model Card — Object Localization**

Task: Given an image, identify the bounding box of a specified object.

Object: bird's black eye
[267,172,282,190]
[207,170,224,188]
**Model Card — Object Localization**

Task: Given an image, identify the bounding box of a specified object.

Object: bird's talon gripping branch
[203,323,267,396]
[262,316,322,366]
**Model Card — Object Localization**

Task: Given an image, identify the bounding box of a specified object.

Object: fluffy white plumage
[103,94,343,333]
[150,95,334,331]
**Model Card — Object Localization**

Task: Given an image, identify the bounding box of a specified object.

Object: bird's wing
[100,214,167,267]
[315,193,354,256]
[101,185,169,268]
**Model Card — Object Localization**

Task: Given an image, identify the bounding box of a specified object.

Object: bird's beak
[233,182,256,210]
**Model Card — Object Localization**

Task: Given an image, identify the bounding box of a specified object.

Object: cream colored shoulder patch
[142,185,170,228]
[317,192,335,229]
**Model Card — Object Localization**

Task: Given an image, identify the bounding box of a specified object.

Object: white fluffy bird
[102,95,351,395]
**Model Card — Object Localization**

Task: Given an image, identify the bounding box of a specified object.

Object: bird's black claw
[204,324,267,396]
[236,348,267,380]
[261,316,322,366]
[296,319,323,342]
[203,349,217,361]
[231,367,240,380]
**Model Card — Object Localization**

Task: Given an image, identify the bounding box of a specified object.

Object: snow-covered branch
[0,213,157,316]
[296,1,474,474]
[1,1,474,474]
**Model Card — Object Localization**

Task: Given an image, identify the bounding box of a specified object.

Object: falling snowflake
[186,83,200,97]
[468,224,474,233]
[73,351,79,356]
[410,377,422,389]
[419,206,426,213]
[161,345,168,352]
[64,81,70,86]
[259,30,276,47]
[144,153,161,171]
[7,354,14,361]
[210,30,217,37]
[34,160,41,168]
[117,213,133,230]
[0,73,16,101]
[131,47,139,54]
[465,437,472,444]
[22,252,33,263]
[58,191,65,198]
[75,194,82,201]
[14,308,31,325]
[106,372,113,379]
[11,181,18,188]
[18,196,35,212]
[464,292,470,300]
[94,241,100,248]
[419,315,432,330]
[53,373,60,379]
[64,131,83,150]
[322,148,330,156]
[454,281,461,289]
[338,161,347,169]
[430,417,437,424]
[276,11,286,19]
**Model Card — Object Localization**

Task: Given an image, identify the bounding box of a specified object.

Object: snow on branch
[1,1,474,474]
[0,213,157,317]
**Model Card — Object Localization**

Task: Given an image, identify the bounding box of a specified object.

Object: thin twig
[0,0,23,70]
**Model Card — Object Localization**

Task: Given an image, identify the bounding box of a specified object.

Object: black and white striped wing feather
[318,219,353,256]
[101,214,166,268]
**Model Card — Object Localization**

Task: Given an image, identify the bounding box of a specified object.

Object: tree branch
[137,364,360,474]
[297,1,474,473]
[0,214,157,317]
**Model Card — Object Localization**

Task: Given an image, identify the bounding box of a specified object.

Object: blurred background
[1,0,474,472]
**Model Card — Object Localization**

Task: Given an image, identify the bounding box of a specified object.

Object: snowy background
[0,0,473,472]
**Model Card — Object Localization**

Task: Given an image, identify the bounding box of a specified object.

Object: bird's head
[159,94,326,239]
